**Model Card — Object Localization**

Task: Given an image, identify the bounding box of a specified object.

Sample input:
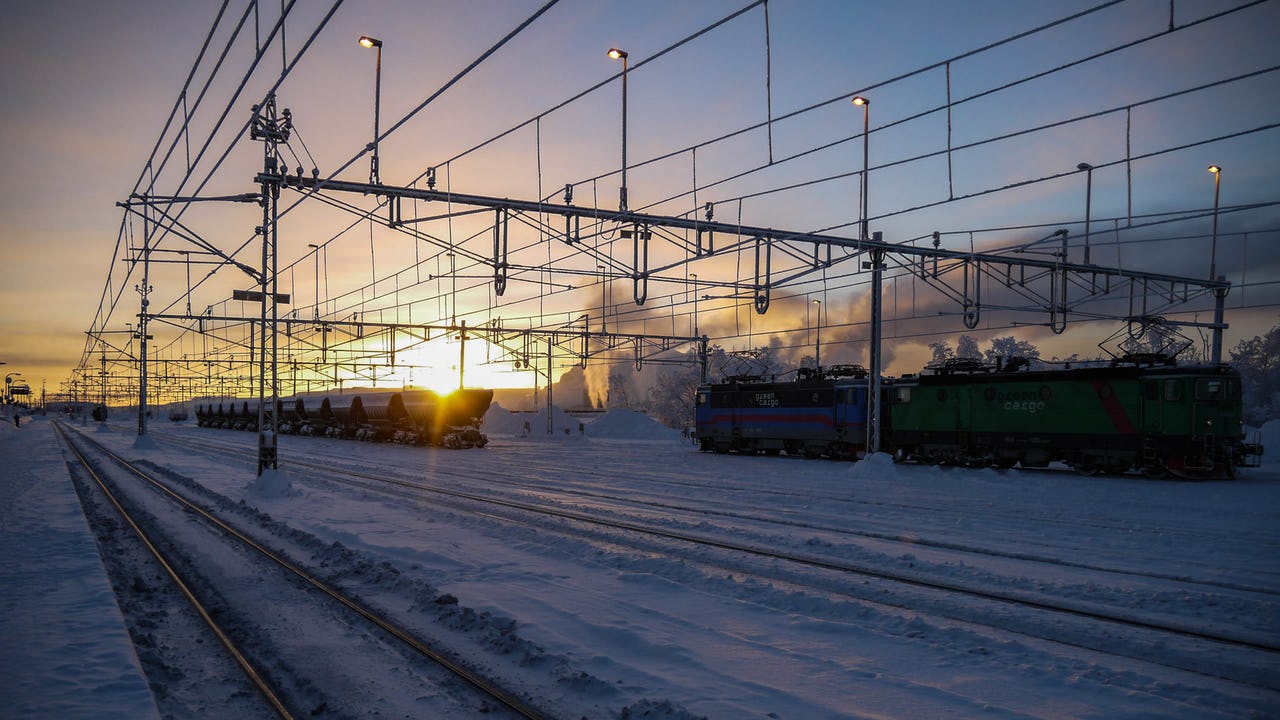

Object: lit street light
[1208,164,1222,281]
[852,96,870,239]
[359,35,383,185]
[608,47,629,211]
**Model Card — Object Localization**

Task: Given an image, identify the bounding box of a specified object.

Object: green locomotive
[890,357,1261,478]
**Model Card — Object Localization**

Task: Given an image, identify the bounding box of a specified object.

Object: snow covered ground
[3,408,1279,718]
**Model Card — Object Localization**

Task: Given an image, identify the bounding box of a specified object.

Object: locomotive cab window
[696,391,708,406]
[1163,379,1183,402]
[894,387,911,404]
[1195,379,1224,401]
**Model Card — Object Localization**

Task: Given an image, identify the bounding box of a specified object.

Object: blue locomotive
[695,365,872,458]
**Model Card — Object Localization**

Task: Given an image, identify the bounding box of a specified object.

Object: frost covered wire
[632,3,1276,219]
[564,0,1140,201]
[82,0,338,381]
[421,0,766,185]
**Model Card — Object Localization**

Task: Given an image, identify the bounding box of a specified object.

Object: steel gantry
[276,172,1232,455]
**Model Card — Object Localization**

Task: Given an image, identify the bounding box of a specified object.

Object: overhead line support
[280,173,1231,294]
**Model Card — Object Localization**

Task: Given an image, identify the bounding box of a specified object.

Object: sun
[378,336,536,393]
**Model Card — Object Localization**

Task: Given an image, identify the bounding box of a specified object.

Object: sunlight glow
[374,336,537,393]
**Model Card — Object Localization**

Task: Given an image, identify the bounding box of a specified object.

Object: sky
[3,0,1279,403]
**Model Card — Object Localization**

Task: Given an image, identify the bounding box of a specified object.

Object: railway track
[150,427,1280,692]
[55,422,551,719]
[158,428,1280,595]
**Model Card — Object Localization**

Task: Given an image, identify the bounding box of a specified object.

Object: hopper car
[196,388,491,449]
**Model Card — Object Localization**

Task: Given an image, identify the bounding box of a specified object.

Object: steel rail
[269,441,1280,657]
[53,422,295,720]
[58,422,551,720]
[150,428,1280,691]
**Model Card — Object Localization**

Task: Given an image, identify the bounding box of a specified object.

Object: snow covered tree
[644,352,704,429]
[956,335,981,359]
[928,341,954,364]
[1230,322,1280,425]
[606,366,634,409]
[983,336,1041,365]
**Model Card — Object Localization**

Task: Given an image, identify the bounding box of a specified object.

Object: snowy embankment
[0,417,159,719]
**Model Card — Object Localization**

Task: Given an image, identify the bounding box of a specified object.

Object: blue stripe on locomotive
[695,379,869,451]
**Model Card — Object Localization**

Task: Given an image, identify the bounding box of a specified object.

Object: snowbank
[585,408,681,441]
[849,451,897,478]
[482,404,681,443]
[247,468,295,499]
[482,402,583,439]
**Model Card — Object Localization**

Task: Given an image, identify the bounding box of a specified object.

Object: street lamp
[1208,164,1222,281]
[812,299,822,371]
[308,243,320,319]
[852,96,870,239]
[359,35,383,185]
[608,47,629,212]
[1077,162,1093,264]
[5,372,23,405]
[597,264,608,333]
[691,271,701,335]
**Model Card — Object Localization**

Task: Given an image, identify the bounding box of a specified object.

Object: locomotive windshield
[1195,378,1227,401]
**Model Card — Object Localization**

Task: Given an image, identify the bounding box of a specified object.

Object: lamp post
[1077,162,1093,264]
[852,97,881,454]
[359,35,383,185]
[690,273,699,337]
[597,264,608,333]
[308,243,320,319]
[608,48,629,212]
[852,96,870,239]
[812,299,822,371]
[1208,164,1226,364]
[1208,164,1222,281]
[5,371,23,411]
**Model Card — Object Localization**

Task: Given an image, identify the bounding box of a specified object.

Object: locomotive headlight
[1205,419,1213,428]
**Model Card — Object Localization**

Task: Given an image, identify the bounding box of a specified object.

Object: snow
[0,417,159,719]
[4,408,1280,718]
[584,408,682,441]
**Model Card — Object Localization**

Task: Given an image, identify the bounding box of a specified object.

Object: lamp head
[1208,164,1221,174]
[851,96,869,106]
[1077,162,1093,171]
[607,48,628,60]
[359,36,382,49]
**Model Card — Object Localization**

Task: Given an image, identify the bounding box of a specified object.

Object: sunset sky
[2,0,1278,403]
